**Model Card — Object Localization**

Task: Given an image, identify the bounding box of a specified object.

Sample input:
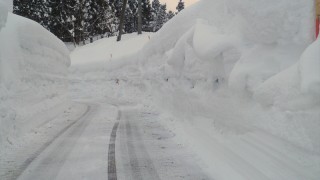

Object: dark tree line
[13,0,185,45]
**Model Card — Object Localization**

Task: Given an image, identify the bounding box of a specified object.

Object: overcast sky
[160,0,199,12]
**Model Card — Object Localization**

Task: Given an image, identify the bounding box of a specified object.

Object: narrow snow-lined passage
[9,99,210,180]
[12,103,211,180]
[1,0,319,178]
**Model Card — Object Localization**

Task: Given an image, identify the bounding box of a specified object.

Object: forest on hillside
[13,0,185,44]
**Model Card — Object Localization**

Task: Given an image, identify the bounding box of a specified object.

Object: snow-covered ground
[1,0,320,179]
[70,0,320,179]
[70,33,153,66]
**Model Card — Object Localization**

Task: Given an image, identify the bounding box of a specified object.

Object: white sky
[160,0,199,12]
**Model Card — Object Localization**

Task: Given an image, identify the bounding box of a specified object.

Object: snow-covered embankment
[0,9,70,150]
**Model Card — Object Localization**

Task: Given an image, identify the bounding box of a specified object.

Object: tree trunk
[137,0,142,35]
[117,0,128,41]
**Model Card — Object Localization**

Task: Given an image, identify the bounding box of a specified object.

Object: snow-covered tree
[167,10,175,20]
[109,0,123,18]
[141,0,152,31]
[176,0,184,13]
[125,0,138,33]
[47,0,79,43]
[151,1,167,32]
[98,4,118,37]
[83,0,106,42]
[12,0,166,42]
[13,0,50,28]
[151,0,161,13]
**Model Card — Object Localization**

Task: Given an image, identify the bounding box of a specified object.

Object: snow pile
[0,1,8,30]
[254,37,320,110]
[300,37,320,95]
[0,0,12,12]
[114,0,319,148]
[138,0,314,95]
[134,0,317,109]
[0,13,70,149]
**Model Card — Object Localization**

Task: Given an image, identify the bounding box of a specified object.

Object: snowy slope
[0,13,70,151]
[71,33,153,66]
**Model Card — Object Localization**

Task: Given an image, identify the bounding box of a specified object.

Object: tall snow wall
[0,13,70,147]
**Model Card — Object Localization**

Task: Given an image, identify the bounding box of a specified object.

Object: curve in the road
[13,105,91,180]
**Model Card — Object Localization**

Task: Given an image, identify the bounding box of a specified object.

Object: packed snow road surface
[115,107,210,180]
[14,102,210,180]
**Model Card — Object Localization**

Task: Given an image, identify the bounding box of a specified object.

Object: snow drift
[254,37,320,110]
[139,0,314,92]
[0,13,70,149]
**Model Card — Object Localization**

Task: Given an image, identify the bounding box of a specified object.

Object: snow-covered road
[115,107,210,180]
[17,103,114,180]
[13,100,210,180]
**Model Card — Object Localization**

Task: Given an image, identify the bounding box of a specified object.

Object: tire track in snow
[12,104,91,180]
[124,113,161,180]
[108,109,121,180]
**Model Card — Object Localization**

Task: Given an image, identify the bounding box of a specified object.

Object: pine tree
[13,0,146,43]
[124,0,138,33]
[167,10,175,20]
[47,0,80,44]
[84,0,100,42]
[13,0,50,29]
[109,0,123,18]
[97,2,118,37]
[13,0,28,17]
[176,0,184,13]
[151,0,161,13]
[157,4,168,30]
[141,0,152,31]
[151,0,160,29]
[151,0,167,31]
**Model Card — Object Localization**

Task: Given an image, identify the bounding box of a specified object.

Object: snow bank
[141,0,314,59]
[133,0,316,111]
[0,0,12,12]
[0,13,70,148]
[0,1,8,30]
[254,37,320,110]
[300,37,320,95]
[137,0,314,94]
